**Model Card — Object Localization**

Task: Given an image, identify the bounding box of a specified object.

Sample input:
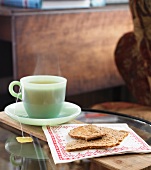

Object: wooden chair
[91,0,151,122]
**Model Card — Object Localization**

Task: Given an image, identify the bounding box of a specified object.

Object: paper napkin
[42,123,151,164]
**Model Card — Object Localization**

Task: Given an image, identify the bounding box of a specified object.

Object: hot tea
[9,75,67,119]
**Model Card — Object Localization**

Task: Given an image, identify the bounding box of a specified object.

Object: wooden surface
[0,5,132,96]
[92,102,151,122]
[0,16,11,41]
[0,111,82,141]
[0,111,47,141]
[91,154,151,170]
[0,110,151,170]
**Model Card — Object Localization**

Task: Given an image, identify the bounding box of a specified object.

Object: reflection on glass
[5,135,49,170]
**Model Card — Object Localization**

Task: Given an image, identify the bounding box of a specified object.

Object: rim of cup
[20,75,67,88]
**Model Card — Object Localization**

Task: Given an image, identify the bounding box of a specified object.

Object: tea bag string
[14,86,24,138]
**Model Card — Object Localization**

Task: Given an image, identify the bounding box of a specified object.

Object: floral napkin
[42,123,151,164]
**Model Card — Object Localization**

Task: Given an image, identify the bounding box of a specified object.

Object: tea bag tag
[16,137,33,143]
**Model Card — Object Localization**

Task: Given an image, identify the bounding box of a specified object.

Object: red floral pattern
[42,124,151,164]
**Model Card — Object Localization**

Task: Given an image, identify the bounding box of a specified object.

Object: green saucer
[4,102,81,126]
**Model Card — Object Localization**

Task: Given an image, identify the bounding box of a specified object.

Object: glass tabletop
[0,108,151,170]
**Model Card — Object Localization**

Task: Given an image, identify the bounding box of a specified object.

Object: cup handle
[9,81,22,100]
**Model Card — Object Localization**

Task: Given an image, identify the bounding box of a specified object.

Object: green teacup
[9,75,67,119]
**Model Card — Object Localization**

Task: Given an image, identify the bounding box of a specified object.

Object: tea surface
[29,80,58,84]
